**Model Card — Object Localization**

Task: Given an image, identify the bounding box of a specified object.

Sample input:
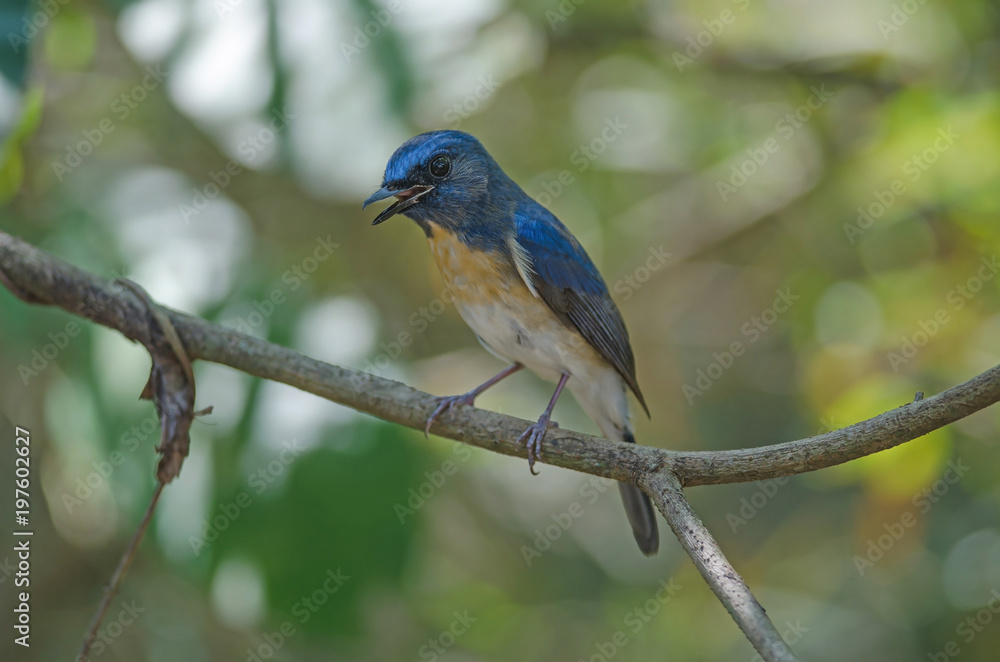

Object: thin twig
[644,470,800,662]
[77,482,165,662]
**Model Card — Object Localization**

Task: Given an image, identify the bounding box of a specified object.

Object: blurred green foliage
[2,0,1000,661]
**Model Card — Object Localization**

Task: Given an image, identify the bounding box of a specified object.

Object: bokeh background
[2,0,1000,660]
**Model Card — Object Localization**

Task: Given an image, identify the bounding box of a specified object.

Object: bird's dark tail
[619,430,659,556]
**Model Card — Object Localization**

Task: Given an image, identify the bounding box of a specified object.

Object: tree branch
[644,470,799,661]
[3,230,999,661]
[3,232,997,487]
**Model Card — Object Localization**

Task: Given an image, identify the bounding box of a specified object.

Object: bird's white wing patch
[508,236,540,298]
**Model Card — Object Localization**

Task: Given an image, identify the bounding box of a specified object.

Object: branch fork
[3,231,999,662]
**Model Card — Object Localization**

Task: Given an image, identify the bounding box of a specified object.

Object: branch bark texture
[3,231,999,661]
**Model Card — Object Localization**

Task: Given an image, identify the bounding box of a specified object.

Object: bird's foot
[425,393,477,437]
[517,415,558,475]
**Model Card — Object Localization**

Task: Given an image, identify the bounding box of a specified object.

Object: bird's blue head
[364,130,521,236]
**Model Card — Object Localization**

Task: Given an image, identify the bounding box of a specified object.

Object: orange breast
[426,223,527,307]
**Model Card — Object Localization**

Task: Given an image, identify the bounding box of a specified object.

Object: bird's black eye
[429,154,451,178]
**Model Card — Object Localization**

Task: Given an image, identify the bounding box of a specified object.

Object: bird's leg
[425,363,523,437]
[518,372,570,475]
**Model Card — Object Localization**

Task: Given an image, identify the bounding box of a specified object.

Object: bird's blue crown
[366,130,534,247]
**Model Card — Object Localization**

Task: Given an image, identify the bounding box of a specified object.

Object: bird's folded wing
[514,210,648,415]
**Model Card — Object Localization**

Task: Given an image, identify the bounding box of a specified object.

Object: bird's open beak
[363,184,435,225]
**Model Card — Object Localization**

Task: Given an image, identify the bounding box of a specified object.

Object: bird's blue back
[374,130,646,409]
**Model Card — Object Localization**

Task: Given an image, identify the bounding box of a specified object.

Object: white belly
[426,222,632,439]
[454,297,631,440]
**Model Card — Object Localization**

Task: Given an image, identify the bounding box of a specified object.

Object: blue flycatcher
[364,130,658,555]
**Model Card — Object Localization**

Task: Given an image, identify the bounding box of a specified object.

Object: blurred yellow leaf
[818,374,951,500]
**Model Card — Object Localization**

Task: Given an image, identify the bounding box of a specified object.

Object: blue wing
[514,206,648,415]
